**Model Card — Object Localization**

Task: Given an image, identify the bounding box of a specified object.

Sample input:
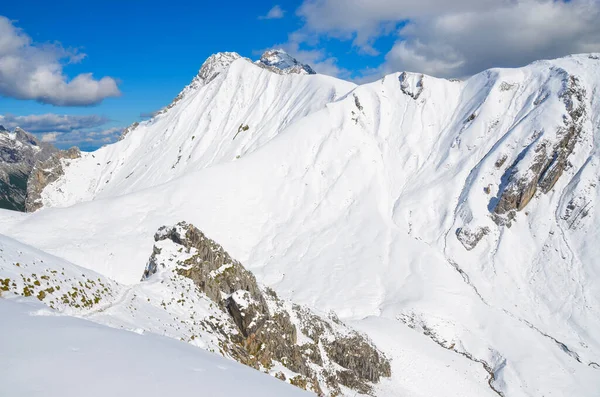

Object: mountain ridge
[2,52,600,397]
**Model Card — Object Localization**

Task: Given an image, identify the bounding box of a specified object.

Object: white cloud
[35,126,124,150]
[0,112,122,149]
[0,113,109,132]
[295,0,600,78]
[259,5,285,20]
[41,132,58,142]
[0,16,121,106]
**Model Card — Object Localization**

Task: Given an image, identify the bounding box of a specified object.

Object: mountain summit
[257,49,316,75]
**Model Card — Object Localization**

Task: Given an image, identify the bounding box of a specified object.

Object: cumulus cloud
[295,0,600,78]
[0,113,109,132]
[34,126,123,150]
[259,5,286,20]
[0,16,121,106]
[0,112,122,149]
[40,132,58,142]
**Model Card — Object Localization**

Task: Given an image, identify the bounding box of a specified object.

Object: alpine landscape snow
[1,20,600,397]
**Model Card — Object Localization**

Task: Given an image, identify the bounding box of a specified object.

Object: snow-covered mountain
[0,297,313,397]
[35,51,353,205]
[0,126,56,211]
[0,222,389,395]
[2,51,600,396]
[257,49,317,75]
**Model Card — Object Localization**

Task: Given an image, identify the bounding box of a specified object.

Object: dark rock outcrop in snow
[0,127,57,211]
[256,49,316,75]
[456,227,491,251]
[25,147,81,212]
[493,73,587,218]
[399,72,424,100]
[144,222,391,395]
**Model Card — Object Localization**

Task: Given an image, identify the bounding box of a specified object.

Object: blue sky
[1,0,599,150]
[0,1,338,149]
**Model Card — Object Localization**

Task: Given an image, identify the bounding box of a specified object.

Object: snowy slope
[0,226,392,396]
[38,52,354,206]
[2,53,600,396]
[0,298,311,397]
[0,225,493,397]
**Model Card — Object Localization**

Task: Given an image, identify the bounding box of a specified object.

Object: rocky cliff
[0,126,57,211]
[144,222,391,396]
[25,147,81,212]
[492,72,587,222]
[256,49,316,75]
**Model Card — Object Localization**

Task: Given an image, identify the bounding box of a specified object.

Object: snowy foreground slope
[0,224,392,396]
[0,297,311,397]
[2,52,600,396]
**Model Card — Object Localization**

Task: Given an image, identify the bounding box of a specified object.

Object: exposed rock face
[117,122,139,141]
[256,49,316,75]
[144,222,391,395]
[25,147,81,212]
[0,126,57,211]
[399,72,424,100]
[456,227,491,251]
[493,73,587,218]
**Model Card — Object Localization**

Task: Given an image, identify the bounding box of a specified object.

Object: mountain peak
[257,49,316,75]
[150,52,244,118]
[197,52,242,83]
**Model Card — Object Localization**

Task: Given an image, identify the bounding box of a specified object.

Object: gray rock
[399,72,424,100]
[25,147,81,212]
[144,221,391,395]
[456,226,491,250]
[0,127,57,211]
[256,49,316,75]
[493,73,586,217]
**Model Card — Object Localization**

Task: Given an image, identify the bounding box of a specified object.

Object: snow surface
[257,49,316,75]
[2,53,600,396]
[0,298,310,397]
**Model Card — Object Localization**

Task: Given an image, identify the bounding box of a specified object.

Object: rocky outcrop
[399,72,424,100]
[493,73,587,218]
[25,147,81,212]
[118,122,139,141]
[456,226,491,251]
[0,126,57,211]
[256,49,316,75]
[144,222,391,395]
